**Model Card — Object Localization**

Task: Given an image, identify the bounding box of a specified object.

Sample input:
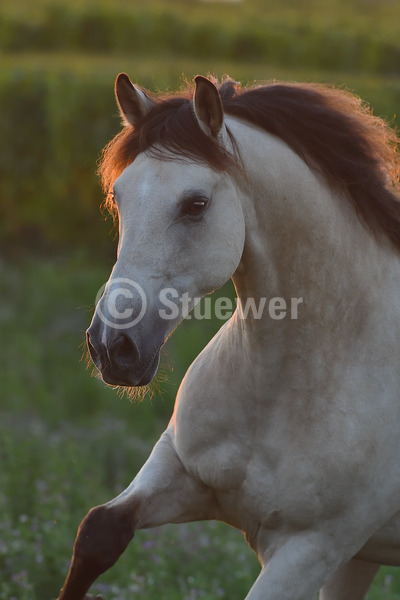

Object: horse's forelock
[98,86,238,207]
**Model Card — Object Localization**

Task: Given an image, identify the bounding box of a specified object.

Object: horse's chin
[136,352,161,386]
[100,351,160,388]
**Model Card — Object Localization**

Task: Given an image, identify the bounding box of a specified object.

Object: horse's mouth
[99,348,161,387]
[86,318,165,388]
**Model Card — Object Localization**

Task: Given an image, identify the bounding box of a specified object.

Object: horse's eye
[184,197,209,216]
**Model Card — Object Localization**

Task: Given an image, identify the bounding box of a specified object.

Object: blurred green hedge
[0,70,119,253]
[1,4,400,75]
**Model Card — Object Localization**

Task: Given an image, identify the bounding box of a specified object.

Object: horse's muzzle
[86,323,160,387]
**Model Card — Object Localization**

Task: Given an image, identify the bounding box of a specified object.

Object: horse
[58,73,400,600]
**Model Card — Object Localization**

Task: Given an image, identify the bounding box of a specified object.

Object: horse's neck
[227,118,395,357]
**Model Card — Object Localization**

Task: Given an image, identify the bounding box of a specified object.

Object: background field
[1,0,400,598]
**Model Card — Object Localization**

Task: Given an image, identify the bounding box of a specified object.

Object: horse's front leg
[57,430,214,600]
[319,558,380,600]
[246,531,366,600]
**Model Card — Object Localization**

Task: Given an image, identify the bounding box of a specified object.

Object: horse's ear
[115,73,155,127]
[193,76,224,138]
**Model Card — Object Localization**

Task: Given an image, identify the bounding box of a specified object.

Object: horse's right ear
[115,73,155,127]
[193,76,224,138]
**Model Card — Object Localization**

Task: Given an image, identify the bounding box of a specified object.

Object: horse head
[87,75,245,386]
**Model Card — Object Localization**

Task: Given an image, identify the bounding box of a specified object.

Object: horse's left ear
[193,76,224,138]
[115,73,155,127]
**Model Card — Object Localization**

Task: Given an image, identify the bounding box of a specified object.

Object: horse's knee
[74,503,135,575]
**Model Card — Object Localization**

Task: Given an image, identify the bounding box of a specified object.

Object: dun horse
[58,74,400,599]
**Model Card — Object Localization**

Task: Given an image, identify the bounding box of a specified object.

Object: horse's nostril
[110,333,140,370]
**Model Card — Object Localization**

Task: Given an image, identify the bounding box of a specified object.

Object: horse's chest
[174,357,400,535]
[176,411,365,534]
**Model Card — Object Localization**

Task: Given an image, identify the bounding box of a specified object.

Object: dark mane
[99,78,400,250]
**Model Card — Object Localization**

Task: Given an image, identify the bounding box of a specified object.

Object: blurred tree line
[1,0,400,257]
